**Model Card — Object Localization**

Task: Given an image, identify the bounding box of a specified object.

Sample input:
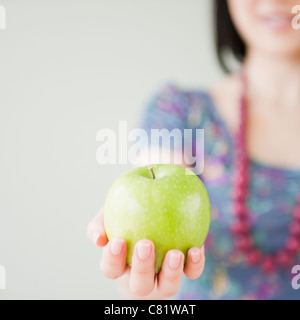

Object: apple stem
[149,165,156,179]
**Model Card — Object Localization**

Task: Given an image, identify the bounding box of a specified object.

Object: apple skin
[104,164,211,273]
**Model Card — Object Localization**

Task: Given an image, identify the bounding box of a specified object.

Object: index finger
[87,208,108,247]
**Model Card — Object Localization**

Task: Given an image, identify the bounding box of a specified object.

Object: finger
[129,240,156,297]
[100,238,127,279]
[87,208,108,247]
[184,247,205,280]
[157,250,184,298]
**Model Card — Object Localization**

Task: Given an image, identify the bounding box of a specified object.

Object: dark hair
[214,0,246,72]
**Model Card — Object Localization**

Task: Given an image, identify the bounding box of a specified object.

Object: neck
[243,49,300,105]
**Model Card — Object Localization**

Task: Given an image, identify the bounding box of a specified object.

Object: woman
[87,0,300,299]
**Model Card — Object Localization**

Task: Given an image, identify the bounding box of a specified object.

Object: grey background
[0,0,222,299]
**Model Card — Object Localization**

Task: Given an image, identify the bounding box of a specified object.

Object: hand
[87,208,205,298]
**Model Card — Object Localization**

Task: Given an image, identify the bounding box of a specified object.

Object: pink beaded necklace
[230,73,300,274]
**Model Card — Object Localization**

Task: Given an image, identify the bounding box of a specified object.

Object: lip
[259,12,294,31]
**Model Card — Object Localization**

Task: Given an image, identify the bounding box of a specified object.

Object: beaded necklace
[230,74,300,274]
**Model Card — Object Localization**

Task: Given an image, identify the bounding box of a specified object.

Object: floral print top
[140,83,300,300]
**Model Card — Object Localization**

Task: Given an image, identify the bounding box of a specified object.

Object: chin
[253,33,300,59]
[264,45,300,60]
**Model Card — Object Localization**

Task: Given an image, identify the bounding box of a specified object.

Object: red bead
[233,202,248,218]
[285,237,300,253]
[237,129,246,142]
[234,173,248,188]
[235,138,246,149]
[235,235,253,252]
[261,256,276,274]
[276,251,294,268]
[246,249,262,266]
[289,223,300,237]
[235,162,248,178]
[239,112,246,126]
[230,221,249,235]
[235,136,245,147]
[235,147,247,160]
[294,208,300,221]
[241,113,247,124]
[233,186,247,201]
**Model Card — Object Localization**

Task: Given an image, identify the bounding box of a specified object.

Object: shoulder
[144,82,217,125]
[151,82,210,107]
[142,75,241,133]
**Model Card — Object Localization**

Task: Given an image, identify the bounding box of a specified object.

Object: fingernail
[110,238,124,256]
[93,232,101,246]
[137,241,151,260]
[169,252,181,269]
[190,249,201,264]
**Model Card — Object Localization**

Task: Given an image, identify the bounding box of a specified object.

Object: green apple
[104,164,211,272]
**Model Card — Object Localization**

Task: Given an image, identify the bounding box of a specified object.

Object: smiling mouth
[260,14,293,30]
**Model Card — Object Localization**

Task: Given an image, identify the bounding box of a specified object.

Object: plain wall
[0,0,223,300]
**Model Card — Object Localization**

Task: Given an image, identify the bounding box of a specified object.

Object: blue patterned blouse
[140,83,300,300]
